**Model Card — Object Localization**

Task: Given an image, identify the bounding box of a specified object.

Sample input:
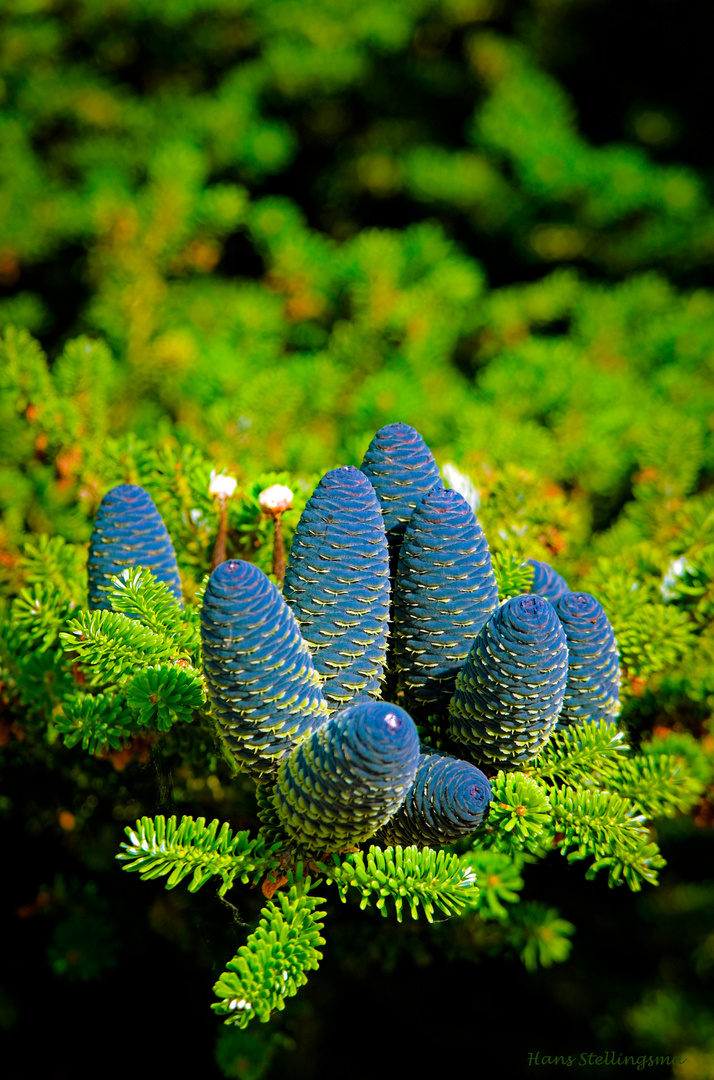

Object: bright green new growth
[319,845,479,923]
[474,721,705,891]
[212,883,326,1028]
[55,691,134,755]
[117,815,282,896]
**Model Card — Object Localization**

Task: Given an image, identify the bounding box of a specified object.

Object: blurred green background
[2,1,714,1077]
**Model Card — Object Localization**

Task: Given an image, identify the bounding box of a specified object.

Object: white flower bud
[209,472,237,499]
[258,484,293,514]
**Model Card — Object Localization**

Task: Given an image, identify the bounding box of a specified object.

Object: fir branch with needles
[117,815,283,895]
[212,877,326,1028]
[319,845,480,923]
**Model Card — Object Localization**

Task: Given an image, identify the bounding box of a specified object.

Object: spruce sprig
[509,902,576,972]
[527,720,628,785]
[212,880,326,1028]
[60,609,175,684]
[125,665,205,730]
[460,850,525,920]
[601,754,705,819]
[481,773,553,856]
[19,534,88,606]
[492,551,535,601]
[56,691,134,754]
[320,845,480,923]
[108,569,198,656]
[117,815,282,895]
[550,787,666,890]
[11,581,79,652]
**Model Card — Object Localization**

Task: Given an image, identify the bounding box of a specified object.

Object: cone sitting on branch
[200,559,329,780]
[88,484,183,612]
[449,594,569,770]
[526,558,570,602]
[273,700,420,851]
[554,592,620,727]
[360,422,442,572]
[378,750,492,847]
[283,466,389,711]
[393,486,499,718]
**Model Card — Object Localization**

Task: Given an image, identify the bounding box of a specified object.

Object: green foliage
[17,535,88,606]
[117,815,282,896]
[321,845,480,923]
[483,772,553,856]
[527,719,629,786]
[60,609,179,685]
[492,551,535,601]
[474,721,704,891]
[509,903,576,973]
[125,666,204,731]
[459,850,525,921]
[55,569,208,744]
[108,569,198,654]
[550,786,665,891]
[639,730,714,790]
[603,754,705,820]
[213,882,326,1028]
[55,690,134,754]
[10,581,79,652]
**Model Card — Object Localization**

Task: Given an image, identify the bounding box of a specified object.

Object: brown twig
[272,511,286,585]
[210,497,229,572]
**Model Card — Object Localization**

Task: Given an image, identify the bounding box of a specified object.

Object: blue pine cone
[554,592,620,726]
[201,560,329,780]
[378,750,492,847]
[449,594,569,769]
[274,701,420,851]
[393,487,500,716]
[526,558,570,602]
[88,484,182,611]
[360,422,442,566]
[283,466,390,711]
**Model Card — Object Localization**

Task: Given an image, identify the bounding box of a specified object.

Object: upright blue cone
[554,592,620,726]
[394,487,500,717]
[274,701,420,851]
[379,750,492,847]
[360,422,442,570]
[283,466,390,711]
[201,560,329,780]
[87,484,182,611]
[527,558,570,602]
[449,594,569,769]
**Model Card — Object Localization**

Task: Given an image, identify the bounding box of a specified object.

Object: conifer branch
[601,754,705,819]
[507,902,576,972]
[492,551,535,601]
[117,815,282,895]
[550,787,666,890]
[212,880,326,1028]
[459,850,525,920]
[107,569,198,656]
[11,582,79,652]
[55,691,135,754]
[527,720,628,785]
[60,610,177,684]
[19,535,88,607]
[125,665,205,730]
[480,773,553,856]
[320,845,480,923]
